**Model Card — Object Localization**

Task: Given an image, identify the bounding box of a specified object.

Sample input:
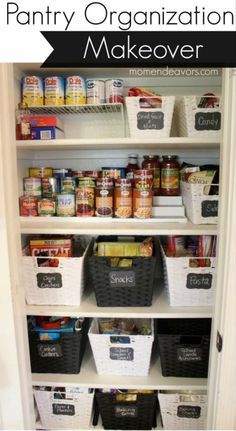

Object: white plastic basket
[88,319,154,376]
[176,95,222,137]
[34,387,94,430]
[126,96,175,138]
[23,244,89,306]
[181,181,219,224]
[158,392,207,430]
[161,244,216,306]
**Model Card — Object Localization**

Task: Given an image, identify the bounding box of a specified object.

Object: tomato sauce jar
[161,155,180,196]
[114,179,132,218]
[142,155,160,196]
[134,170,153,189]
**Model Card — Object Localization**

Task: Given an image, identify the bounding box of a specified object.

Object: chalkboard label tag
[37,273,62,289]
[137,111,164,130]
[52,403,75,416]
[177,347,202,362]
[186,273,212,290]
[109,271,135,288]
[195,112,221,131]
[37,343,62,358]
[201,200,218,218]
[177,405,201,418]
[110,347,134,361]
[115,405,138,418]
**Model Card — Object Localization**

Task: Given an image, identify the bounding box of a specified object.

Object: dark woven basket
[94,392,158,430]
[86,237,157,307]
[28,318,89,374]
[157,318,211,378]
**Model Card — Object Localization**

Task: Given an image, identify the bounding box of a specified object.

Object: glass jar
[161,155,180,196]
[126,154,139,179]
[142,155,160,195]
[16,102,32,140]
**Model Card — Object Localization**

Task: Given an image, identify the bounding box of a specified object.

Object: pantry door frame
[0,63,35,430]
[206,68,236,430]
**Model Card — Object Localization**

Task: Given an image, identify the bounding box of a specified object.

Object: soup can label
[61,177,76,194]
[45,77,64,106]
[86,80,105,104]
[22,76,44,106]
[23,177,42,197]
[133,189,153,219]
[42,177,57,198]
[105,79,124,104]
[66,76,86,105]
[19,196,38,216]
[57,194,75,217]
[76,187,94,217]
[29,167,53,178]
[38,198,56,216]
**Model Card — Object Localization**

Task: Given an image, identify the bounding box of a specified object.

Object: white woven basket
[88,319,154,376]
[181,181,219,224]
[126,96,175,138]
[158,392,207,430]
[161,245,216,306]
[176,96,221,137]
[34,387,94,430]
[23,244,89,306]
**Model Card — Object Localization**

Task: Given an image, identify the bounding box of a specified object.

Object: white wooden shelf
[26,288,212,319]
[32,346,207,390]
[20,217,218,235]
[16,137,221,151]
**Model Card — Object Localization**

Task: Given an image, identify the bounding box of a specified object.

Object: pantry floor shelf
[20,217,218,235]
[31,345,208,390]
[25,289,213,319]
[16,137,221,151]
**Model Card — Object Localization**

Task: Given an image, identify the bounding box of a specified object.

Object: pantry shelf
[25,289,213,319]
[27,103,123,115]
[20,217,218,235]
[31,345,208,391]
[16,137,221,151]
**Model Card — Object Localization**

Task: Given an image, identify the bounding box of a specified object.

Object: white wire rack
[28,103,123,115]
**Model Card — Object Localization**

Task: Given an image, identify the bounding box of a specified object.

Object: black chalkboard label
[137,111,164,130]
[177,405,201,419]
[195,112,221,131]
[109,271,135,288]
[37,343,62,358]
[186,273,212,290]
[201,200,218,218]
[52,403,75,416]
[177,347,202,362]
[110,347,134,361]
[115,405,137,418]
[37,273,62,289]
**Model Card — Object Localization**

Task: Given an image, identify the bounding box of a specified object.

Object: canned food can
[42,177,57,198]
[76,187,94,217]
[57,194,75,217]
[86,80,105,105]
[29,167,53,178]
[134,170,153,189]
[45,77,65,106]
[38,198,56,216]
[22,76,44,106]
[133,188,153,219]
[19,196,38,216]
[101,167,126,179]
[105,79,124,104]
[83,170,99,178]
[53,168,71,193]
[23,177,42,197]
[65,76,86,105]
[78,177,96,187]
[61,177,76,194]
